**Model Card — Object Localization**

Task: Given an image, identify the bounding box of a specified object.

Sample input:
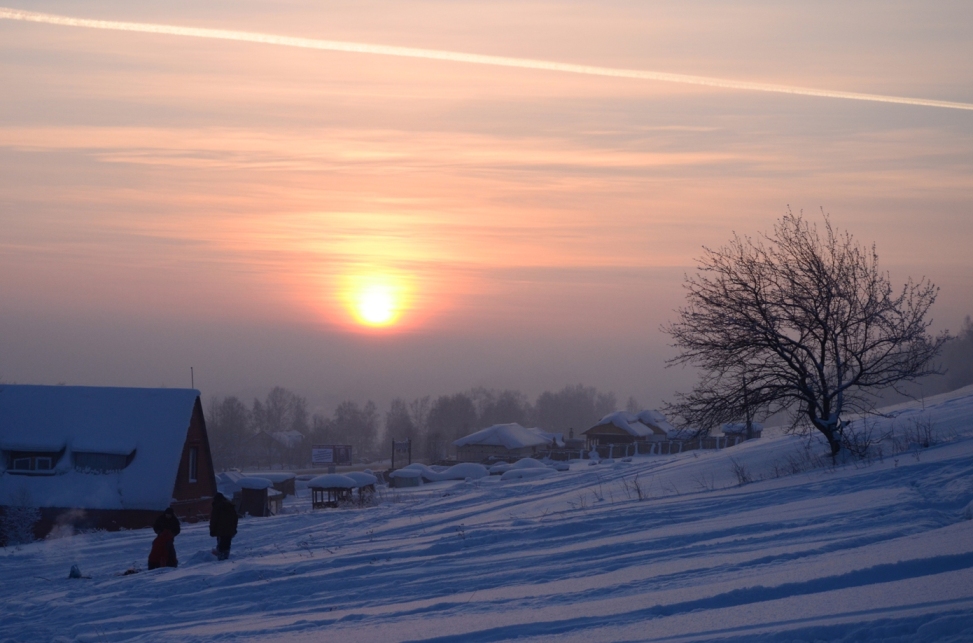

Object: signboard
[391,438,411,469]
[312,444,352,466]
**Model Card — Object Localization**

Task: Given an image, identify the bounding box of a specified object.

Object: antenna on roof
[191,367,194,389]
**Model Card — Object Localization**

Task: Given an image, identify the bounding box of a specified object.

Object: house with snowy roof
[453,423,563,462]
[0,385,216,542]
[583,410,678,446]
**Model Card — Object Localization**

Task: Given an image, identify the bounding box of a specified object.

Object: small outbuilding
[308,474,356,508]
[453,423,563,462]
[237,476,282,517]
[0,384,216,543]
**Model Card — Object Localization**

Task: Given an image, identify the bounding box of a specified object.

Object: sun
[356,282,396,326]
[342,272,410,329]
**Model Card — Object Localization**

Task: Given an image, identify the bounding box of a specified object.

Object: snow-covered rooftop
[453,423,561,450]
[588,410,677,438]
[0,384,200,511]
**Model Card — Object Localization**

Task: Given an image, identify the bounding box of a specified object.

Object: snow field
[2,387,973,642]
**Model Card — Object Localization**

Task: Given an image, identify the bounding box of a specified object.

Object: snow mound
[390,462,488,482]
[488,462,512,474]
[388,468,421,479]
[509,457,547,470]
[501,468,556,481]
[427,463,489,481]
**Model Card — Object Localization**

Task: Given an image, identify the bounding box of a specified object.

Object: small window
[74,451,134,473]
[6,452,60,474]
[188,447,198,483]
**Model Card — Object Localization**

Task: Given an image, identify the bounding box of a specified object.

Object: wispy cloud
[2,6,971,112]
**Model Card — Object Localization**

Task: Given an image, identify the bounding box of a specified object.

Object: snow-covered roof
[216,471,245,496]
[590,412,654,437]
[453,423,562,450]
[238,477,273,490]
[307,474,357,489]
[345,471,378,487]
[637,410,678,435]
[587,410,677,438]
[0,385,200,511]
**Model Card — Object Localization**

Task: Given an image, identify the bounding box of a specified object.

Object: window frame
[188,446,198,483]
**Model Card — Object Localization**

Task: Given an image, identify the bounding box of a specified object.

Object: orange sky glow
[1,1,971,408]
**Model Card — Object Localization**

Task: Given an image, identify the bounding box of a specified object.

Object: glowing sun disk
[341,273,410,330]
[357,284,396,326]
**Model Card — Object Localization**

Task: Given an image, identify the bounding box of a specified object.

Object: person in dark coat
[149,507,180,569]
[209,493,238,561]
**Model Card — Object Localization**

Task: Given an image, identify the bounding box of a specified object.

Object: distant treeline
[206,384,628,470]
[206,317,973,471]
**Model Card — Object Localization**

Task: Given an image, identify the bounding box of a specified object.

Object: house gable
[170,396,217,519]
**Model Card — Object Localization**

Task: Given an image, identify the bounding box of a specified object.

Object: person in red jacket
[152,507,180,567]
[209,493,238,561]
[148,528,175,570]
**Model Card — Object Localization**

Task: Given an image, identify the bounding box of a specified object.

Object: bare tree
[665,211,946,456]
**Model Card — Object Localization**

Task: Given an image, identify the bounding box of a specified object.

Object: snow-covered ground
[3,388,973,642]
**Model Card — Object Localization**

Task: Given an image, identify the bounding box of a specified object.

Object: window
[74,451,135,473]
[6,451,62,474]
[188,447,198,483]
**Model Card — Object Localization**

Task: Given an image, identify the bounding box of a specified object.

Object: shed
[453,423,563,463]
[388,468,421,488]
[307,474,356,508]
[237,477,281,517]
[0,385,216,543]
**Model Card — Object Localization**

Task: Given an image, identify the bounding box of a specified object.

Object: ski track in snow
[2,388,973,642]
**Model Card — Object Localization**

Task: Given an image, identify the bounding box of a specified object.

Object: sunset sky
[2,1,971,414]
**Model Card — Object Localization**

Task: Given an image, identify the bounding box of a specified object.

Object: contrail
[3,6,972,112]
